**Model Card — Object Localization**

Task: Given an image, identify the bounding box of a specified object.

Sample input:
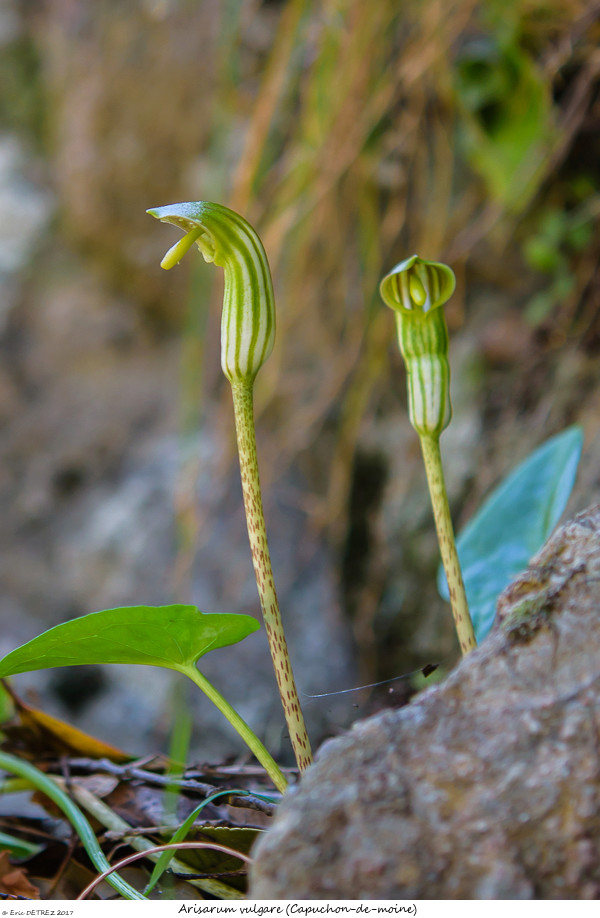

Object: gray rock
[250,504,600,899]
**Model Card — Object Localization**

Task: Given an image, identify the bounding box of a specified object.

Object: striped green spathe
[380,255,455,437]
[400,307,451,437]
[148,201,275,384]
[149,200,313,766]
[380,254,455,315]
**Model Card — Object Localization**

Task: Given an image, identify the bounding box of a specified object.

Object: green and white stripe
[380,254,456,315]
[379,254,476,655]
[148,201,275,384]
[380,255,454,437]
[398,308,451,437]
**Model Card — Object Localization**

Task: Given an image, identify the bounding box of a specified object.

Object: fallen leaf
[1,682,130,763]
[0,851,40,899]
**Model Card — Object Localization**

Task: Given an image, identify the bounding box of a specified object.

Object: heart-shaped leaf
[438,426,583,642]
[0,605,259,679]
[0,606,288,793]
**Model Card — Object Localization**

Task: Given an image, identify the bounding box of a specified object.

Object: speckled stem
[231,382,313,770]
[420,434,476,655]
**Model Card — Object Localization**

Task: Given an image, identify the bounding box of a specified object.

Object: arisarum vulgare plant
[380,255,477,655]
[148,201,313,771]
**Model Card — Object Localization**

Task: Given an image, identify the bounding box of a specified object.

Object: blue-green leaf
[0,605,259,679]
[438,426,583,642]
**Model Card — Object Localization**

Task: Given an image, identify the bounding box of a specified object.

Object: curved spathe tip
[380,255,456,314]
[147,202,219,269]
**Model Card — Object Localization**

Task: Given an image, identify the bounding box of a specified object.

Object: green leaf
[146,788,275,894]
[0,605,260,679]
[0,751,145,899]
[0,830,42,859]
[454,37,555,210]
[0,607,286,794]
[172,826,259,893]
[438,426,583,642]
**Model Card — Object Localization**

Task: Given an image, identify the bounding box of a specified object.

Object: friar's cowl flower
[380,255,456,438]
[147,201,275,386]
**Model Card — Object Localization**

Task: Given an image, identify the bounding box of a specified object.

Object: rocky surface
[250,504,600,899]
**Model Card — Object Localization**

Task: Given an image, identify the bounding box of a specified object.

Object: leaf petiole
[181,665,288,793]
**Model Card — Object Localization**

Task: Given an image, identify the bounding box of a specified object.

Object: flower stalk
[148,201,312,770]
[380,255,476,655]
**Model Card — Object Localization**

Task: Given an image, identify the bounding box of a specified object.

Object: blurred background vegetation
[0,0,599,759]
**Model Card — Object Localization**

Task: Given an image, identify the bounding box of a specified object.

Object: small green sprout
[148,201,312,771]
[380,255,477,655]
